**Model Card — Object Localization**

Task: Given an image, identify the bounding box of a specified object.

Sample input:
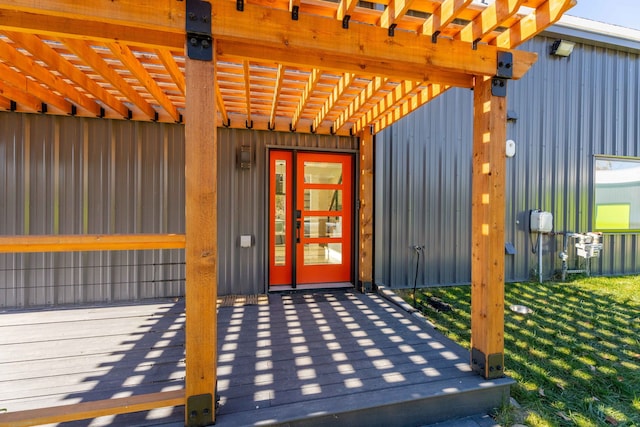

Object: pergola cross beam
[210,1,536,83]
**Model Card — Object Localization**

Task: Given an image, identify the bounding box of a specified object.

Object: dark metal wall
[0,112,355,307]
[0,113,186,307]
[375,33,640,289]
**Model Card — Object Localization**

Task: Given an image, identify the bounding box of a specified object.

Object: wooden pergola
[0,0,574,425]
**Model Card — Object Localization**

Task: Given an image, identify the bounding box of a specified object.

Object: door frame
[266,147,357,291]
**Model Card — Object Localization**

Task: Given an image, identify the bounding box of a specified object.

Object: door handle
[296,220,301,243]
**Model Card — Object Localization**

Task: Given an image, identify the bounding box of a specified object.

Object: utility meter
[530,210,553,233]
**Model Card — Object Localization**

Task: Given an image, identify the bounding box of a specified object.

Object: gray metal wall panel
[0,113,354,307]
[375,89,474,289]
[0,113,186,307]
[375,35,640,288]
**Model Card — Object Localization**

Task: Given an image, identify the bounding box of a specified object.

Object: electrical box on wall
[240,235,253,248]
[530,210,553,233]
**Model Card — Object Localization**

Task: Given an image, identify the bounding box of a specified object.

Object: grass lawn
[401,275,640,426]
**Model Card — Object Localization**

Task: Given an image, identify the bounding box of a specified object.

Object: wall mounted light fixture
[237,145,252,169]
[550,39,575,57]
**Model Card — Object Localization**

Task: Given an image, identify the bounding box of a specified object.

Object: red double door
[269,151,353,288]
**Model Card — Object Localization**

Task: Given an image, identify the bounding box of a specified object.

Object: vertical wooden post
[470,75,506,380]
[184,39,217,425]
[358,130,374,292]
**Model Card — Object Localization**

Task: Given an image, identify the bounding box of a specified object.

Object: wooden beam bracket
[388,23,397,37]
[10,100,17,111]
[186,0,213,61]
[431,30,440,44]
[496,51,513,79]
[491,77,507,97]
[491,51,513,97]
[291,5,299,20]
[186,393,213,427]
[342,15,350,29]
[471,348,504,380]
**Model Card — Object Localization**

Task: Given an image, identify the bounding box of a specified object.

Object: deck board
[0,291,513,426]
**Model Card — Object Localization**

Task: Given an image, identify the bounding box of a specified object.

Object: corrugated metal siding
[375,35,640,288]
[0,113,355,307]
[375,89,474,288]
[0,113,186,308]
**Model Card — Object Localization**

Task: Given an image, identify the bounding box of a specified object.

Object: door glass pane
[304,216,342,238]
[304,243,342,265]
[304,162,343,184]
[274,160,287,266]
[304,189,342,211]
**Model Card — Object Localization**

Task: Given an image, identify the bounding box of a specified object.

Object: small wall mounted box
[530,210,553,233]
[240,235,252,248]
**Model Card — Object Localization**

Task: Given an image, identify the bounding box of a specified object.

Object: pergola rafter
[269,64,286,129]
[333,76,387,133]
[422,0,473,36]
[314,72,354,132]
[0,0,564,135]
[455,0,528,43]
[0,37,102,116]
[291,68,321,131]
[4,31,130,117]
[0,60,72,113]
[0,92,11,110]
[0,79,46,112]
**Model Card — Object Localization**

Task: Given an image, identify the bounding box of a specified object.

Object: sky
[565,0,640,30]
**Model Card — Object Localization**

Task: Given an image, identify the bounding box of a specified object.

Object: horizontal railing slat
[0,234,186,253]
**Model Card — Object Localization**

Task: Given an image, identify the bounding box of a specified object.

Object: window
[594,156,640,232]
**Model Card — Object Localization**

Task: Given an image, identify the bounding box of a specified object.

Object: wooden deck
[0,290,513,426]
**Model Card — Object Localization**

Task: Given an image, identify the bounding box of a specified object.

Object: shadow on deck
[0,290,513,426]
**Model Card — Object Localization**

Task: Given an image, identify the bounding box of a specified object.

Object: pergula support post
[470,74,507,380]
[185,0,217,425]
[358,129,374,292]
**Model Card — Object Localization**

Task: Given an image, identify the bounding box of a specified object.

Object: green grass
[400,275,640,427]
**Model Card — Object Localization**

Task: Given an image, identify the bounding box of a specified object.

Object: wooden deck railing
[0,234,186,253]
[0,233,187,426]
[0,390,185,427]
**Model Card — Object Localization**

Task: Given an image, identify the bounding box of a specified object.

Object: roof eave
[543,15,640,53]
